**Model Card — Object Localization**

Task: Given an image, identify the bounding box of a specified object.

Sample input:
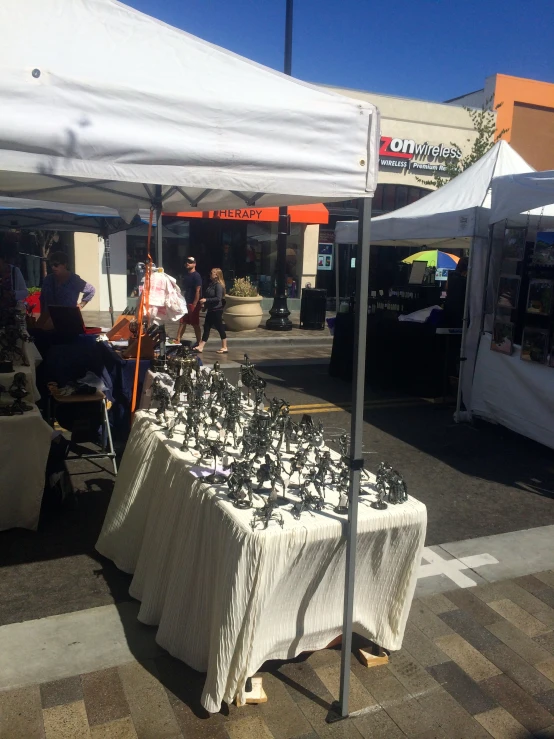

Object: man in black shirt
[176,256,202,343]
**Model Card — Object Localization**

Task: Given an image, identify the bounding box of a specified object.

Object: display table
[471,333,554,450]
[97,412,427,713]
[0,341,42,403]
[0,404,52,531]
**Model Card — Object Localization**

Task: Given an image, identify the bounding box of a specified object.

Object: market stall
[0,0,382,717]
[470,170,554,448]
[97,404,426,713]
[333,142,535,412]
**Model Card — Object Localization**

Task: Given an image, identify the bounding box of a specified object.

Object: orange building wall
[493,74,554,170]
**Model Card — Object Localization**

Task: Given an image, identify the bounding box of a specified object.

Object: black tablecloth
[329,313,461,398]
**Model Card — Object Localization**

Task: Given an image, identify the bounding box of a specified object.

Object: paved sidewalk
[1,571,554,738]
[84,310,334,345]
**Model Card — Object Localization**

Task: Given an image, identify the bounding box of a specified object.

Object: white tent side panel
[490,171,554,224]
[0,0,379,214]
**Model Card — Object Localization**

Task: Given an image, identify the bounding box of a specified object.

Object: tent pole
[331,197,372,722]
[102,227,115,327]
[155,185,163,269]
[479,226,494,336]
[454,240,474,422]
[335,243,340,314]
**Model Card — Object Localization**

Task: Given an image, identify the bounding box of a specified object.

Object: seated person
[38,251,95,327]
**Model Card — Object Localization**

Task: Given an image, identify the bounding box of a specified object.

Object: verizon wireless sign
[379,136,462,174]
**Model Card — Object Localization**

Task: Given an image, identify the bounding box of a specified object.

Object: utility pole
[266,0,293,331]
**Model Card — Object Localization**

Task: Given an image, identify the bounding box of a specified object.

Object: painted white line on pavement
[418,547,499,588]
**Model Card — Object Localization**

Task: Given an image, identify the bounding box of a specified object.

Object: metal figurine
[292,473,325,519]
[288,448,309,483]
[7,372,33,413]
[166,405,187,439]
[388,470,408,504]
[256,453,286,498]
[372,462,392,510]
[204,440,227,485]
[250,491,284,530]
[226,460,255,509]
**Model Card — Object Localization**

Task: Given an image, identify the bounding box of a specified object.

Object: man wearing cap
[176,256,202,344]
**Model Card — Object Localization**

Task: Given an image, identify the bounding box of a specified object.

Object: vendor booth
[0,0,411,719]
[332,141,537,409]
[469,170,554,449]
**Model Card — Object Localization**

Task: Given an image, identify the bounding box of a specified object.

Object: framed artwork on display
[521,327,549,364]
[497,274,521,310]
[491,321,514,355]
[532,232,554,267]
[526,279,554,316]
[502,227,526,261]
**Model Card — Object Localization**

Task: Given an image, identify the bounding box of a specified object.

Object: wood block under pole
[324,635,389,668]
[358,644,389,668]
[235,677,267,707]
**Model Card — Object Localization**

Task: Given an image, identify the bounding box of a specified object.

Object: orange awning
[163,203,328,224]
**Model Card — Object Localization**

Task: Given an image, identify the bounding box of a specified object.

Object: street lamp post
[266,0,294,331]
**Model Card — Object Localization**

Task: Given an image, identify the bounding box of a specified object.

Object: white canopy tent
[334,141,536,418]
[466,170,554,449]
[0,0,381,718]
[0,0,378,218]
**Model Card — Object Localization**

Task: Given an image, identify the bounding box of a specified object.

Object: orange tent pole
[130,208,154,415]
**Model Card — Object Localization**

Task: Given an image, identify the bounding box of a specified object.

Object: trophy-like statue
[204,440,226,485]
[8,372,33,413]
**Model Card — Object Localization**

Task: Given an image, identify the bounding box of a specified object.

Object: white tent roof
[490,171,554,225]
[335,141,532,244]
[0,0,379,218]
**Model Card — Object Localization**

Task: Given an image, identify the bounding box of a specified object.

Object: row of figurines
[0,372,33,416]
[0,304,32,370]
[148,364,408,528]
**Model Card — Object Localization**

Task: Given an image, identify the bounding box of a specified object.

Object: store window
[246,222,302,298]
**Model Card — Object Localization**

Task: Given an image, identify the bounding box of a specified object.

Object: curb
[225,336,332,348]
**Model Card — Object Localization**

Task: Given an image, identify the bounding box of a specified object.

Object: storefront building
[445,73,554,171]
[75,85,482,313]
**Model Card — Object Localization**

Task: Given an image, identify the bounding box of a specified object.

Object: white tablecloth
[0,405,52,531]
[471,333,554,450]
[97,412,426,712]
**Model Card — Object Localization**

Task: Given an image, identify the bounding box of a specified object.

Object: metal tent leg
[329,197,372,722]
[102,398,118,475]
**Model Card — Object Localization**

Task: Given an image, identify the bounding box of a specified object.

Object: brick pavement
[2,573,554,738]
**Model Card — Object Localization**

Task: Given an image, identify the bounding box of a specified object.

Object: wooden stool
[47,384,118,475]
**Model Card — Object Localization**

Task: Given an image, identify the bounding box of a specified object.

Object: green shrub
[228,277,259,297]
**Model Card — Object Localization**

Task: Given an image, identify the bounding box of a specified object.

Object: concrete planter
[223,294,263,332]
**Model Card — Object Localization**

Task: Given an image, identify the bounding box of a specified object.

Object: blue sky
[125,0,554,102]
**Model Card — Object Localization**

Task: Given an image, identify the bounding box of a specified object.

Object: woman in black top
[195,268,228,354]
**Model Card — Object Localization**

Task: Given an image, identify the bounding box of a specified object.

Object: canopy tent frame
[0,0,382,717]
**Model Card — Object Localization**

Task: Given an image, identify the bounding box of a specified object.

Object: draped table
[0,404,52,530]
[96,411,426,712]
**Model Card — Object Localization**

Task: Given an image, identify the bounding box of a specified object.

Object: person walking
[176,256,202,344]
[194,268,228,354]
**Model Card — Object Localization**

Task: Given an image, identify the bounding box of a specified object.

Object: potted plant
[223,277,263,331]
